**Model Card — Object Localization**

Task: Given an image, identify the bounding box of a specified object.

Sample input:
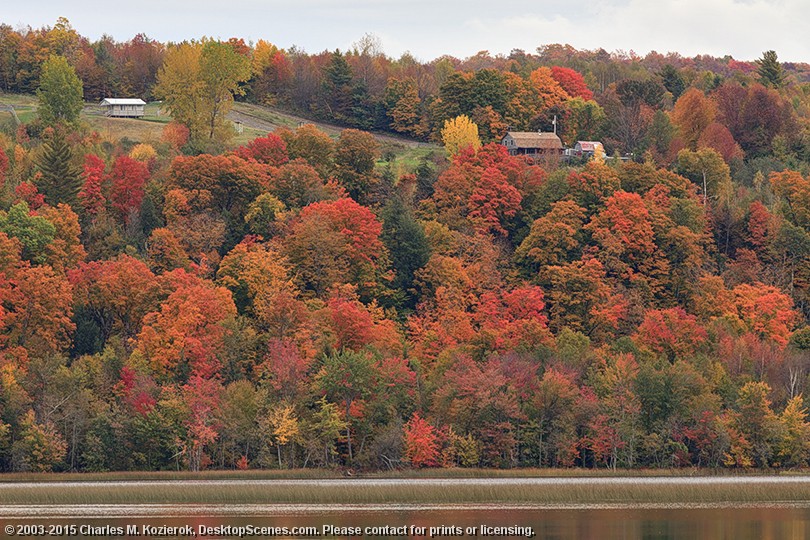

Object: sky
[3,0,810,63]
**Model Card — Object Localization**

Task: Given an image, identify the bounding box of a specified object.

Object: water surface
[3,506,809,539]
[2,478,809,539]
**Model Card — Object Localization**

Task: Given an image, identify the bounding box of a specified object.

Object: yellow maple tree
[441,115,481,156]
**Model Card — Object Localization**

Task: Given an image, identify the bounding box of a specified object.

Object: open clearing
[0,93,438,156]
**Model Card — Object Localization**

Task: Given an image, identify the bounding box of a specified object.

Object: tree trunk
[702,170,708,206]
[345,398,353,463]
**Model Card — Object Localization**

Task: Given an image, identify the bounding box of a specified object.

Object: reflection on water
[2,507,809,539]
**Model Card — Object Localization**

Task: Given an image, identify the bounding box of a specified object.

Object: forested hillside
[0,18,809,473]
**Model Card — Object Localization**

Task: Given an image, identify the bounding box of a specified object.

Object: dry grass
[0,93,38,107]
[1,467,805,483]
[0,93,435,161]
[1,473,810,506]
[0,92,37,126]
[83,115,166,145]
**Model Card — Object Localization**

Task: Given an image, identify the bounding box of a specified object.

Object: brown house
[501,131,564,157]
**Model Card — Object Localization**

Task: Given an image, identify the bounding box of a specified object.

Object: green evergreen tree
[381,192,431,309]
[322,50,354,124]
[36,133,82,207]
[349,79,373,129]
[756,50,785,88]
[660,64,686,99]
[36,55,84,126]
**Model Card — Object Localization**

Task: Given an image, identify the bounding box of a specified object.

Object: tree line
[3,18,810,163]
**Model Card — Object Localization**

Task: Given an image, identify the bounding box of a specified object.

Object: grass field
[0,93,438,162]
[0,92,37,127]
[231,102,313,133]
[0,93,37,107]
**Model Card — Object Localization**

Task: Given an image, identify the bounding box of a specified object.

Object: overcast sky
[4,0,809,63]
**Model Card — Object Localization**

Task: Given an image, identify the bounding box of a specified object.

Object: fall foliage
[441,115,481,156]
[0,21,809,473]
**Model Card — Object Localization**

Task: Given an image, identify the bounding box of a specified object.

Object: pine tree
[756,50,785,88]
[36,133,82,207]
[321,51,355,125]
[660,64,686,99]
[381,192,431,309]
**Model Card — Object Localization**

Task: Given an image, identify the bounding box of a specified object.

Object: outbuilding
[100,98,146,118]
[574,141,605,157]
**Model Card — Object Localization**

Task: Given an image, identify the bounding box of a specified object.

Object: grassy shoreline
[1,470,810,507]
[1,467,809,483]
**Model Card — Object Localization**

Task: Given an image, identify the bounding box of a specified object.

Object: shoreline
[1,468,809,483]
[2,476,810,508]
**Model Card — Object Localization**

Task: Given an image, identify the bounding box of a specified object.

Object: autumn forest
[0,19,809,474]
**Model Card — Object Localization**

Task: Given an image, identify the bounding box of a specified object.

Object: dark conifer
[756,50,786,88]
[36,133,82,208]
[381,189,431,310]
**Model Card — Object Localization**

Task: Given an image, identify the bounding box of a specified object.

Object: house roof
[576,141,602,151]
[100,98,146,106]
[503,131,563,149]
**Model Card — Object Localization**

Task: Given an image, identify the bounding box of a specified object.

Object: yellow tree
[734,382,781,467]
[198,41,251,142]
[11,410,67,472]
[265,403,300,468]
[441,115,481,156]
[130,143,157,162]
[251,39,280,77]
[778,396,810,467]
[154,42,204,136]
[155,40,250,146]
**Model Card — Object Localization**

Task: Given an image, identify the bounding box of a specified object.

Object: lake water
[4,505,809,539]
[2,478,810,539]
